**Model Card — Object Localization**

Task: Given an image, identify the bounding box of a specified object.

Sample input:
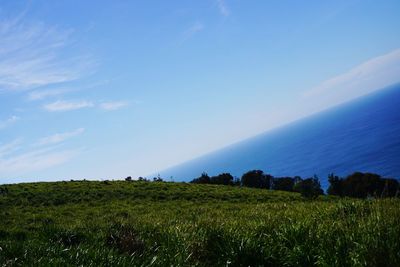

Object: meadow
[0,180,399,266]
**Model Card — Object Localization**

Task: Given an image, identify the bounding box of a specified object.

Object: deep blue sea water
[160,84,400,189]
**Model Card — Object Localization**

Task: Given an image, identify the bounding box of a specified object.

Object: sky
[1,0,400,183]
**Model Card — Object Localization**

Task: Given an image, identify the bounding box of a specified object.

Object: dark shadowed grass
[0,181,399,266]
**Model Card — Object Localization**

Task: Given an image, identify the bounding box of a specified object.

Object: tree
[0,187,8,196]
[342,172,382,198]
[153,176,163,182]
[293,176,323,199]
[340,172,399,198]
[272,177,295,192]
[125,176,132,182]
[327,173,343,196]
[241,170,272,189]
[380,178,399,197]
[190,172,211,184]
[210,173,234,185]
[233,177,241,186]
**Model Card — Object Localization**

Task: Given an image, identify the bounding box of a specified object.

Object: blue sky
[1,0,400,183]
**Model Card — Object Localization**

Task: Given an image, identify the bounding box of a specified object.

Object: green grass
[0,180,399,266]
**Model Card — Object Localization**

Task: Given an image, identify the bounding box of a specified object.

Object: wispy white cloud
[0,130,83,175]
[43,99,131,112]
[34,128,85,147]
[0,13,94,92]
[28,88,70,101]
[181,21,204,43]
[216,0,230,16]
[0,138,23,158]
[100,101,128,111]
[27,79,111,101]
[43,100,94,112]
[303,48,400,104]
[0,145,80,175]
[242,47,400,139]
[0,115,20,129]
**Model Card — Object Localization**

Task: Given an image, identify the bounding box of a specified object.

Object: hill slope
[0,181,399,266]
[160,84,400,187]
[0,180,300,206]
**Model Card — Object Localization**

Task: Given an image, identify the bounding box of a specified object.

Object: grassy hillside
[0,181,399,266]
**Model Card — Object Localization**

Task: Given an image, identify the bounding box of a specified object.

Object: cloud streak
[0,13,94,92]
[216,0,230,16]
[27,79,112,101]
[43,100,94,111]
[0,139,22,158]
[43,99,130,112]
[0,145,79,175]
[34,128,85,147]
[303,48,400,104]
[0,115,20,129]
[100,101,128,111]
[28,88,70,101]
[0,128,84,175]
[181,21,204,43]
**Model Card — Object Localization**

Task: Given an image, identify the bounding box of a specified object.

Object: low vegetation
[190,170,400,199]
[0,179,399,266]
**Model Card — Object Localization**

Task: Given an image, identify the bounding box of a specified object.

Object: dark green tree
[327,173,343,196]
[293,176,323,199]
[340,172,399,198]
[190,172,211,184]
[241,170,272,189]
[272,177,295,191]
[342,172,381,198]
[233,177,241,186]
[380,178,399,197]
[210,173,234,185]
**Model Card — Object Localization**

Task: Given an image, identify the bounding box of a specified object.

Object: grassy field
[0,180,399,266]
